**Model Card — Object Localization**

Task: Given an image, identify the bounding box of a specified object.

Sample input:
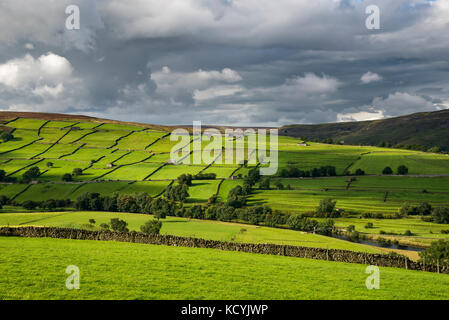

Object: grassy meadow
[1,237,449,300]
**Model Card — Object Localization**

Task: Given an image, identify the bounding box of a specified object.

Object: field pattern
[0,117,449,216]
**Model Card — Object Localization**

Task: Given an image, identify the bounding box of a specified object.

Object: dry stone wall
[0,226,447,274]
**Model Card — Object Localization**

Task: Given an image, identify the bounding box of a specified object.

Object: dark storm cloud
[0,0,448,126]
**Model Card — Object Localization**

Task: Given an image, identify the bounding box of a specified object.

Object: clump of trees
[419,239,449,266]
[399,202,432,216]
[193,173,216,180]
[74,192,178,218]
[279,166,337,178]
[287,214,334,236]
[22,199,72,211]
[22,166,40,183]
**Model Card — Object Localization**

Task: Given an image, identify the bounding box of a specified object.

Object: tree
[164,184,189,202]
[259,178,270,190]
[419,239,449,266]
[62,173,73,182]
[0,169,5,182]
[274,180,284,190]
[316,198,337,216]
[382,166,393,175]
[46,162,53,168]
[287,214,318,232]
[397,165,409,175]
[22,200,39,210]
[432,207,449,224]
[110,218,129,232]
[89,219,96,225]
[177,174,192,186]
[226,185,246,208]
[354,168,365,176]
[399,202,416,216]
[427,146,441,153]
[22,166,40,183]
[140,219,162,234]
[417,202,432,216]
[0,132,14,142]
[72,168,83,176]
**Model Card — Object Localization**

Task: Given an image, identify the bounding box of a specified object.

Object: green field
[0,211,381,252]
[1,237,449,300]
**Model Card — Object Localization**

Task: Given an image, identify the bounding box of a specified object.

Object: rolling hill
[279,109,449,151]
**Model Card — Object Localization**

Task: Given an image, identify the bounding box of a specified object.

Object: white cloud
[287,73,340,94]
[32,83,65,98]
[151,66,242,99]
[337,110,384,122]
[371,92,435,117]
[361,72,382,84]
[0,53,73,89]
[193,85,243,102]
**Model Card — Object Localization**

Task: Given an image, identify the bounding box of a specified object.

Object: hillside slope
[279,110,449,151]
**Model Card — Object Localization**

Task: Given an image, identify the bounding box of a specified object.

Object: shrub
[382,166,393,175]
[354,168,365,176]
[365,222,374,229]
[404,230,413,236]
[441,230,449,234]
[110,218,129,232]
[140,219,162,234]
[377,237,391,247]
[348,230,360,242]
[89,219,96,225]
[100,223,110,230]
[62,173,73,182]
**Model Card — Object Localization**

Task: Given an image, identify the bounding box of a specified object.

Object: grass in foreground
[1,237,449,300]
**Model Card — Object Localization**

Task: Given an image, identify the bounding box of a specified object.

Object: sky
[0,0,448,126]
